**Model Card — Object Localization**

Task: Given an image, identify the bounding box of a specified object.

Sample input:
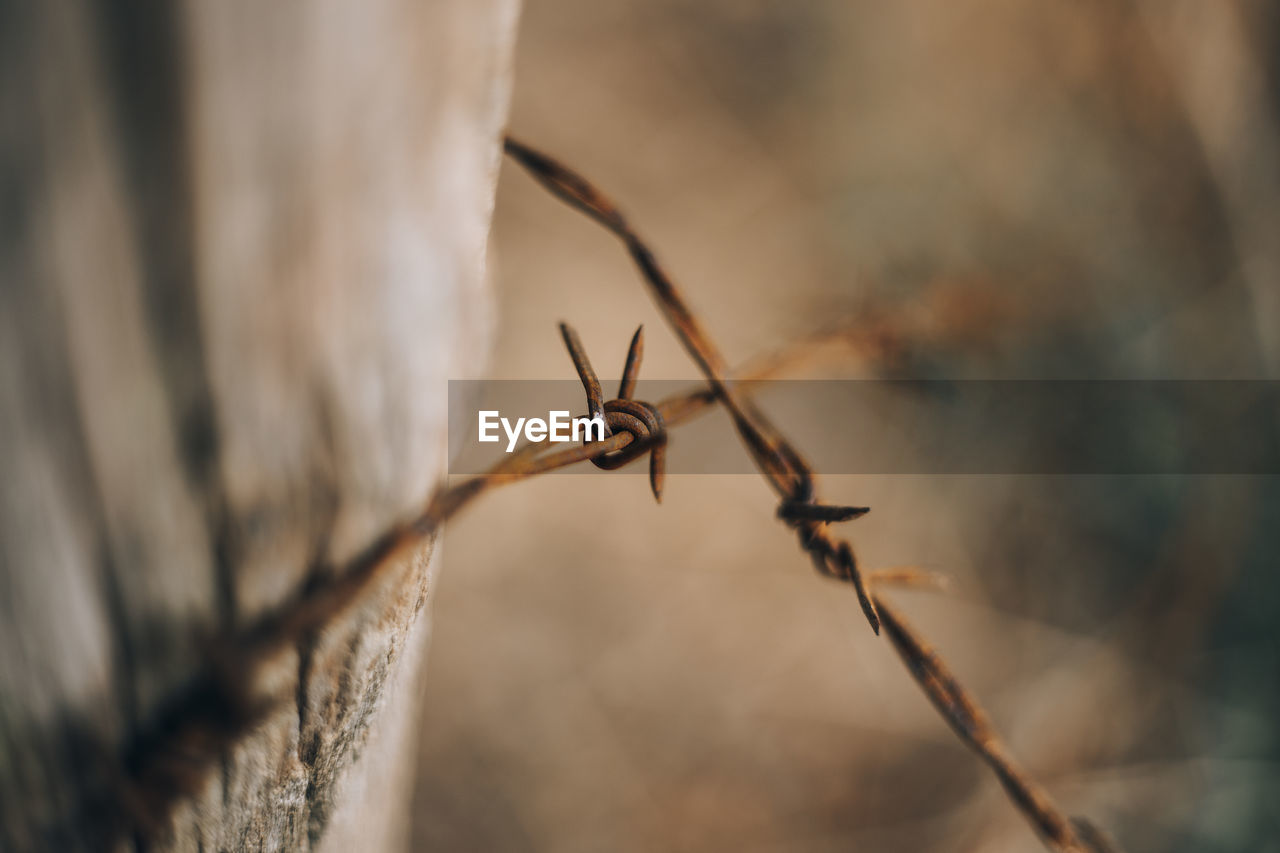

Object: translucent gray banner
[448,380,1280,475]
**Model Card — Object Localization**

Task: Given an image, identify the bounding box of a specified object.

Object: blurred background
[413,2,1280,851]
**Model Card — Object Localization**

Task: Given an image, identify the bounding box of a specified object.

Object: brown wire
[504,135,883,633]
[505,136,1116,853]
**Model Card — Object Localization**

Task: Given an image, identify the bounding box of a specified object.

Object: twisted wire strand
[504,136,1117,853]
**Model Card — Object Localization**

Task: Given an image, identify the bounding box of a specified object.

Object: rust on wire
[505,136,1118,852]
[618,324,644,400]
[559,321,667,501]
[558,321,611,435]
[872,587,1102,853]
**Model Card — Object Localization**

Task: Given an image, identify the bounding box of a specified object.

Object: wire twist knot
[560,323,667,501]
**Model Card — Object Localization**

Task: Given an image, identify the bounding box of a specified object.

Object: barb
[778,502,871,523]
[560,322,666,501]
[559,321,611,435]
[618,324,644,400]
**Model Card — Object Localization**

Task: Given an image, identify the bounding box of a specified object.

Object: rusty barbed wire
[106,138,1121,853]
[504,134,884,634]
[503,136,1119,852]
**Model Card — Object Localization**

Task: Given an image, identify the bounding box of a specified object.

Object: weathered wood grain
[0,1,518,849]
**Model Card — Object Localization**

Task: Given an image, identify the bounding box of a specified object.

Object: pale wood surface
[0,2,518,849]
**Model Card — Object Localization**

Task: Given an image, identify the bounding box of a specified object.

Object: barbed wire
[108,138,1122,852]
[503,136,1120,852]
